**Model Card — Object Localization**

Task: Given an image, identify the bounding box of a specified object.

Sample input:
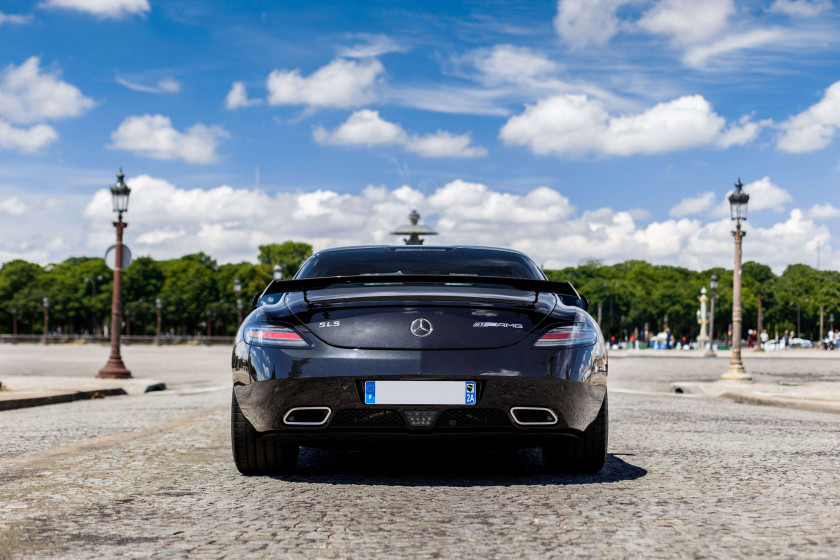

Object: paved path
[2,348,840,559]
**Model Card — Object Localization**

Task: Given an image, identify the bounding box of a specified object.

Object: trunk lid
[283,286,568,350]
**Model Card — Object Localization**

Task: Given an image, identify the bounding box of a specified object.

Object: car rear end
[231,246,608,474]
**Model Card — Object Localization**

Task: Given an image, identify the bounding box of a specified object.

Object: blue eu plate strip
[364,381,376,404]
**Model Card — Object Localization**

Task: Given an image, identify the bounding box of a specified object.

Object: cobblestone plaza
[1,346,839,559]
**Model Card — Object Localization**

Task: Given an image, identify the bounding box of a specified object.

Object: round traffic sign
[104,244,132,271]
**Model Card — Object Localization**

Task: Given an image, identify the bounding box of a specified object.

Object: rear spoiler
[256,274,588,310]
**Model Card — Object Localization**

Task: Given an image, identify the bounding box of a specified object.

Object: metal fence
[0,334,235,346]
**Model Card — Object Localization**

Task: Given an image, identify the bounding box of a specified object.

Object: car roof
[311,245,534,258]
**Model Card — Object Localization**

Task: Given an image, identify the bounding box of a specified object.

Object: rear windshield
[297,247,544,280]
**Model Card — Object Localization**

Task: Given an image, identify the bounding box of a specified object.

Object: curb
[718,392,840,415]
[0,388,128,411]
[672,381,840,415]
[0,377,167,411]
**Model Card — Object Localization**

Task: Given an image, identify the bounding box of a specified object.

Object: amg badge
[473,322,524,329]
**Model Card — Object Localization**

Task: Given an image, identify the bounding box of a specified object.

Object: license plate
[364,381,476,405]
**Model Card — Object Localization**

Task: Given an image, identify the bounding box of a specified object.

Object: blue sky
[1,0,839,271]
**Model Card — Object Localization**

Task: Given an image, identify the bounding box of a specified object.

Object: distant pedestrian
[665,327,672,349]
[760,329,769,349]
[783,330,790,351]
[828,329,835,351]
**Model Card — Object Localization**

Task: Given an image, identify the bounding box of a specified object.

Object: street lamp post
[84,274,104,296]
[754,294,764,352]
[790,301,800,339]
[85,274,102,335]
[234,278,243,326]
[697,287,709,351]
[801,298,808,338]
[705,273,718,357]
[42,297,49,345]
[155,298,162,346]
[84,274,103,335]
[722,179,751,381]
[819,306,825,350]
[789,299,808,338]
[11,306,17,339]
[98,170,132,379]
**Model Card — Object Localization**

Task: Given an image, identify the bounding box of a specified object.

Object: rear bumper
[234,376,606,448]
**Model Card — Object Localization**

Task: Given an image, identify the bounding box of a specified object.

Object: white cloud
[386,84,511,116]
[743,177,794,212]
[157,78,180,93]
[1,173,833,272]
[0,191,91,264]
[266,58,384,109]
[0,11,33,24]
[769,0,833,17]
[682,28,784,68]
[555,0,830,70]
[405,131,487,158]
[670,191,716,217]
[338,34,405,58]
[0,120,58,152]
[499,94,760,157]
[225,82,262,109]
[0,57,94,125]
[553,0,632,48]
[314,110,486,158]
[631,0,821,70]
[39,0,149,19]
[627,208,651,221]
[639,0,734,45]
[0,196,26,215]
[109,114,228,164]
[805,203,840,220]
[116,76,181,94]
[469,45,558,85]
[777,80,840,152]
[72,175,835,273]
[313,110,406,146]
[717,115,766,148]
[389,44,620,118]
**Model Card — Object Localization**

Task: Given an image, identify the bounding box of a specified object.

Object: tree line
[1,243,838,341]
[544,259,840,343]
[0,242,312,337]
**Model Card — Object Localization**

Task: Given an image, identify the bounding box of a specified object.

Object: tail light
[244,326,310,348]
[534,324,598,348]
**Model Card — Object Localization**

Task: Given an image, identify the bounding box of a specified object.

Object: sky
[0,0,839,272]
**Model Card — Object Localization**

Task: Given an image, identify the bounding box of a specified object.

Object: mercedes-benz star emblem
[410,318,433,337]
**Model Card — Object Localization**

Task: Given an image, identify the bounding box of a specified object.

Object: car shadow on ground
[276,448,646,486]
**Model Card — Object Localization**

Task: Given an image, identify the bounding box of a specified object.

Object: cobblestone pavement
[2,348,840,559]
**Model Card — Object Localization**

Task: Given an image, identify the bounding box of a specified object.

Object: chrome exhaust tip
[283,407,332,426]
[509,407,558,426]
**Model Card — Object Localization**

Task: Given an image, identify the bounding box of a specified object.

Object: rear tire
[231,390,298,475]
[542,393,608,474]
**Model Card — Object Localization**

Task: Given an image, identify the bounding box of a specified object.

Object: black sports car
[231,246,608,475]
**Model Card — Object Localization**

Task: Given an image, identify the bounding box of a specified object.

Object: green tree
[0,260,47,334]
[258,242,312,279]
[159,255,219,335]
